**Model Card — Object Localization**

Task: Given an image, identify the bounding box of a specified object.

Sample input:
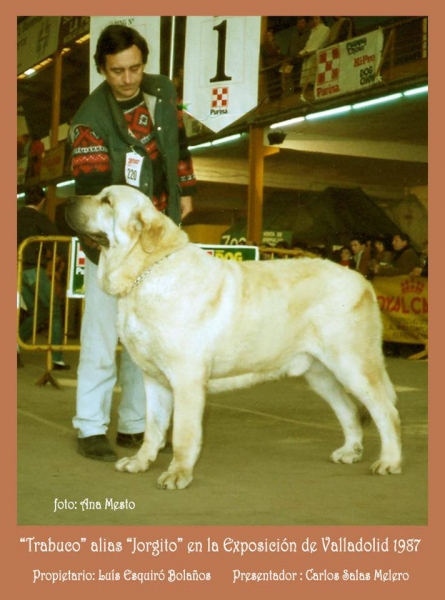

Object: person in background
[28,134,45,177]
[17,185,70,370]
[371,234,394,266]
[338,246,355,268]
[68,24,196,462]
[372,233,419,276]
[20,133,31,160]
[285,17,310,94]
[350,235,372,277]
[261,28,283,100]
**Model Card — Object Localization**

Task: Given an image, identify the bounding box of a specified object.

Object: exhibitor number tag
[125,151,143,187]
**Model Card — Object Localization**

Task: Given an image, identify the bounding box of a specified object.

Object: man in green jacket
[69,24,197,461]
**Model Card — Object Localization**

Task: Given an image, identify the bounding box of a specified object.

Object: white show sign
[183,16,261,133]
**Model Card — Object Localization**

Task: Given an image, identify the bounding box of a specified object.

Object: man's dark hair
[94,24,149,73]
[350,234,367,246]
[25,185,45,206]
[394,232,411,244]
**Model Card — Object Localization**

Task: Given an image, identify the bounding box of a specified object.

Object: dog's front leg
[116,376,173,474]
[157,377,207,490]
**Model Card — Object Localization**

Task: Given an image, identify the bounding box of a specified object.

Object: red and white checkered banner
[315,29,384,101]
[183,16,261,133]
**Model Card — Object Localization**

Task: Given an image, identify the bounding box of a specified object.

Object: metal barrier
[259,246,317,259]
[17,235,82,388]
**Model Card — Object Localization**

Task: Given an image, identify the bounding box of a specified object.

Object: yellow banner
[372,276,428,344]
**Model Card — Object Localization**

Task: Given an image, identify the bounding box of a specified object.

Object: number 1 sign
[183,16,261,133]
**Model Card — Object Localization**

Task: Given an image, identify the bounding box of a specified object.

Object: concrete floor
[17,345,427,526]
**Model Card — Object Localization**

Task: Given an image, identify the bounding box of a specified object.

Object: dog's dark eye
[101,196,111,205]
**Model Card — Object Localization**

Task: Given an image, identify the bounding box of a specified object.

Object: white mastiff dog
[66,185,402,489]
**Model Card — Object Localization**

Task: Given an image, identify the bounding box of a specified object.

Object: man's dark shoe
[116,432,144,448]
[77,435,117,461]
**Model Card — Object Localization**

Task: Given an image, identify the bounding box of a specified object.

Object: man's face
[296,18,307,31]
[350,240,365,255]
[100,45,145,101]
[392,235,407,251]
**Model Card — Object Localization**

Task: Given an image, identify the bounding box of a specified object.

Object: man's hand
[180,196,193,220]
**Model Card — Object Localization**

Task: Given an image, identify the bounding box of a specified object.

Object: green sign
[200,244,259,261]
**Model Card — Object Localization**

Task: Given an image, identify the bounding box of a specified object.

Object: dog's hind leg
[157,371,207,490]
[333,361,401,475]
[115,376,173,474]
[304,359,365,464]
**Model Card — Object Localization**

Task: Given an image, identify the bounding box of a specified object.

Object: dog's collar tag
[125,151,143,188]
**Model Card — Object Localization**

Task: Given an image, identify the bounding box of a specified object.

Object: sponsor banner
[261,230,293,247]
[315,29,384,101]
[89,17,161,92]
[17,17,61,75]
[67,238,86,298]
[372,275,428,344]
[68,240,258,297]
[183,16,261,132]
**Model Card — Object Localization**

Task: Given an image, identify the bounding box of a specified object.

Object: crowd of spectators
[261,232,426,281]
[260,16,357,102]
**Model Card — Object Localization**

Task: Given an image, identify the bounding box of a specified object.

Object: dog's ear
[137,206,166,254]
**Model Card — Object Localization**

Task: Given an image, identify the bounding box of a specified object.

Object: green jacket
[70,73,191,263]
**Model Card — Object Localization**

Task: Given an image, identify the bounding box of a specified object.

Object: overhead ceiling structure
[190,89,428,204]
[264,91,427,163]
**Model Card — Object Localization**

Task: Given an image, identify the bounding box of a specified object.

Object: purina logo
[317,46,341,85]
[210,87,229,115]
[401,279,425,295]
[77,247,86,268]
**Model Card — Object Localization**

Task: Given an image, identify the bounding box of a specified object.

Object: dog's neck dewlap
[124,246,185,295]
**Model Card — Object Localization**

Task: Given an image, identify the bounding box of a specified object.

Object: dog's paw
[370,460,402,475]
[330,443,363,464]
[157,468,193,490]
[115,455,150,474]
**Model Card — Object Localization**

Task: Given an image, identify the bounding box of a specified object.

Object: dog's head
[65,185,188,295]
[66,185,167,251]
